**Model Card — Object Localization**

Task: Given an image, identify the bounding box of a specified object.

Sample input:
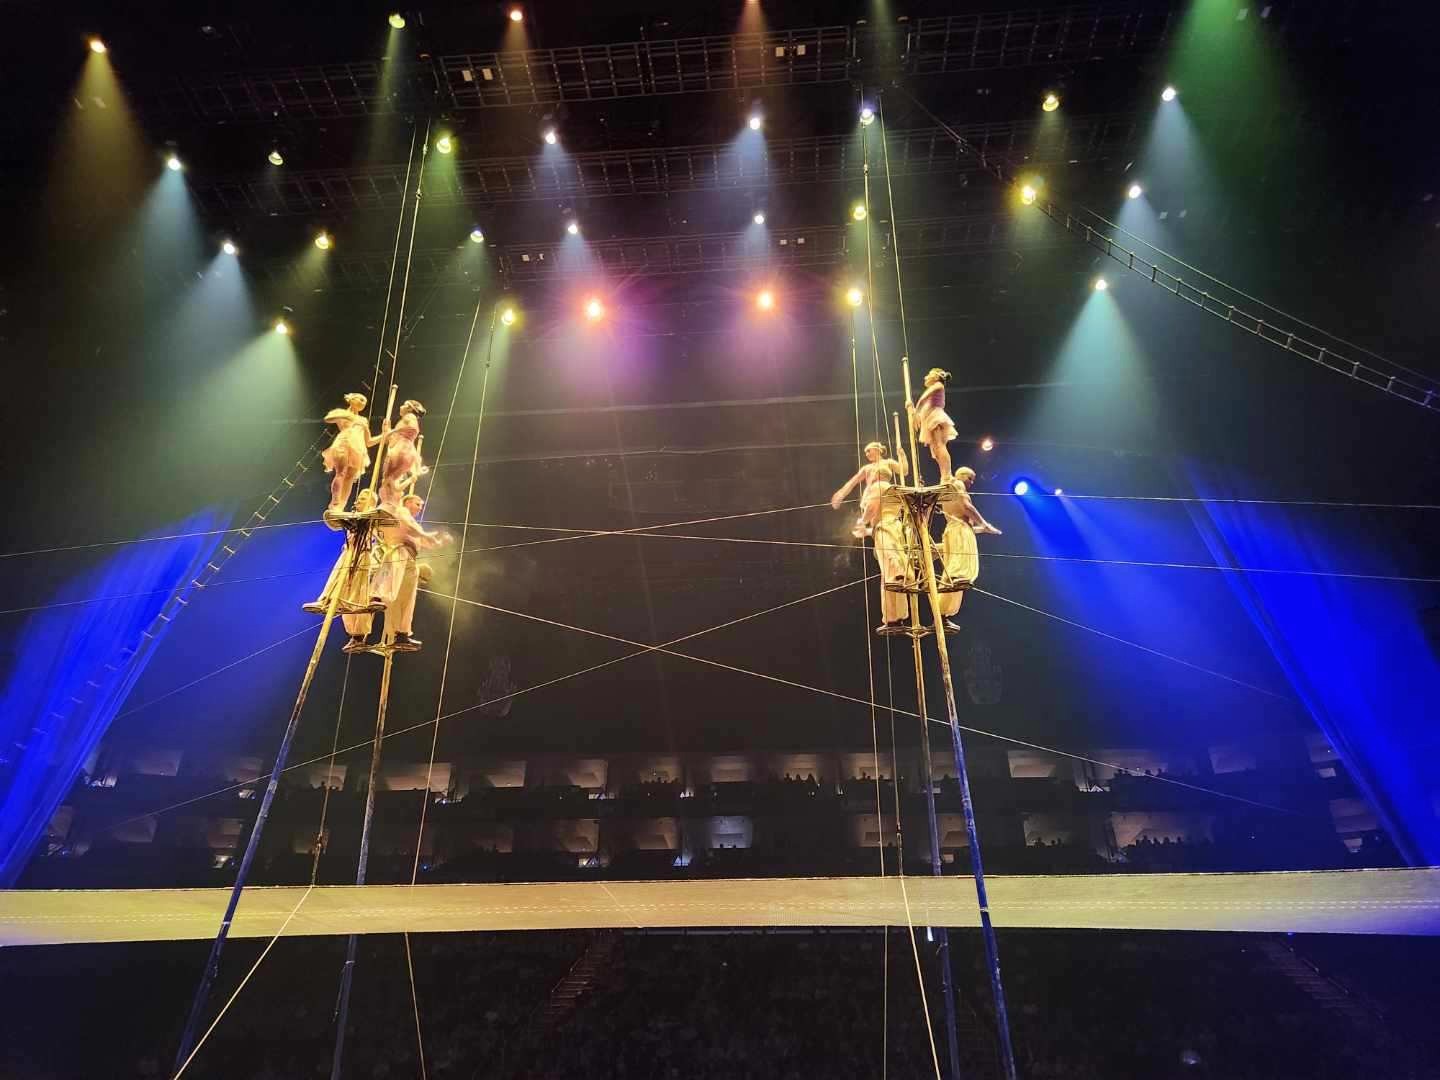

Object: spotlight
[436,135,454,154]
[1093,277,1108,292]
[1054,487,1065,496]
[542,126,558,145]
[1012,479,1030,496]
[756,289,775,312]
[500,306,517,326]
[88,37,107,55]
[1126,182,1143,200]
[315,232,333,251]
[859,105,875,126]
[268,149,284,166]
[1161,85,1178,102]
[747,114,763,132]
[509,6,524,21]
[165,154,182,172]
[1042,92,1060,113]
[980,437,995,452]
[469,227,485,244]
[566,220,580,236]
[752,211,766,226]
[388,12,406,29]
[851,204,867,222]
[274,319,291,335]
[1020,183,1037,206]
[221,239,238,256]
[584,296,605,321]
[845,286,863,308]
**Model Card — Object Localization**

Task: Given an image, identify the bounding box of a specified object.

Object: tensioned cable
[14,516,1436,625]
[97,577,874,843]
[171,884,315,1079]
[369,124,421,425]
[310,657,353,886]
[400,299,500,1080]
[427,589,1300,813]
[877,98,913,371]
[850,320,895,1080]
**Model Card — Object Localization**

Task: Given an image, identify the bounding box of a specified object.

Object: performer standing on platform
[935,466,1001,632]
[321,394,388,512]
[831,441,909,538]
[912,368,958,483]
[361,492,448,653]
[872,487,913,634]
[378,399,427,508]
[304,489,386,648]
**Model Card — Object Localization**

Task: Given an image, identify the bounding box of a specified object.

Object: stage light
[851,204,867,222]
[388,12,406,29]
[436,135,454,154]
[1126,182,1143,200]
[1042,92,1060,112]
[165,154,182,172]
[859,106,875,126]
[88,37,107,55]
[747,113,763,132]
[315,232,333,251]
[1054,487,1064,496]
[268,149,284,166]
[845,286,863,308]
[584,296,605,321]
[509,6,524,22]
[1161,85,1178,102]
[756,289,775,312]
[1020,183,1037,206]
[542,126,558,145]
[980,437,994,452]
[221,239,238,256]
[752,211,766,225]
[500,306,517,326]
[566,220,580,236]
[1093,276,1108,292]
[274,319,291,335]
[1012,479,1030,496]
[469,228,485,244]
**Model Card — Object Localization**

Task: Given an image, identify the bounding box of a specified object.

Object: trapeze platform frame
[4,869,1437,947]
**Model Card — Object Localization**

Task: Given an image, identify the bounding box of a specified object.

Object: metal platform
[3,870,1437,947]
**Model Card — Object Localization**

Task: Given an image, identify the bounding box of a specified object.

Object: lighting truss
[252,213,1081,293]
[188,114,1140,216]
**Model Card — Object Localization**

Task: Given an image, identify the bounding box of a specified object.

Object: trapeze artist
[354,491,449,653]
[934,466,1001,632]
[911,367,957,482]
[378,399,428,508]
[831,441,908,538]
[321,393,388,513]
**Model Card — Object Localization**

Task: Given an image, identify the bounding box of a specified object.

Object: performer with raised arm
[359,492,449,653]
[378,399,427,508]
[831,441,909,538]
[321,393,387,512]
[911,367,958,483]
[303,489,386,649]
[935,466,1002,632]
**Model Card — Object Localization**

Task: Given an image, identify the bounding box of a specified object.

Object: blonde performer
[378,399,427,508]
[911,368,958,482]
[321,393,387,512]
[831,442,908,538]
[935,466,1001,631]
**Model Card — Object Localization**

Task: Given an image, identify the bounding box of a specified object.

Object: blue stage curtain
[1186,470,1440,866]
[0,510,225,885]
